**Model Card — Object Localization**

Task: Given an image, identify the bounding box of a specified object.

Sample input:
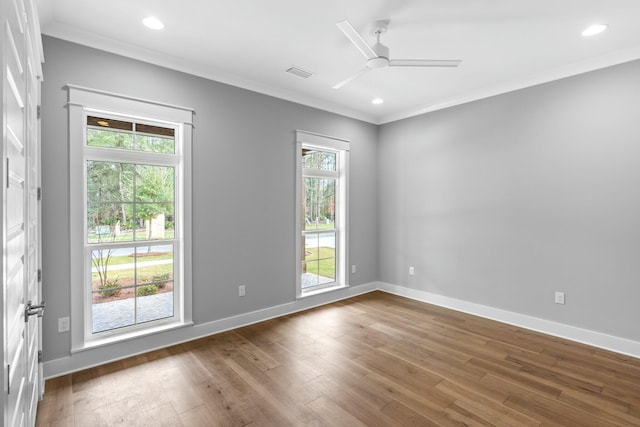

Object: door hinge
[6,364,10,394]
[37,187,42,201]
[37,269,42,282]
[5,158,8,189]
[37,105,41,119]
[38,351,43,363]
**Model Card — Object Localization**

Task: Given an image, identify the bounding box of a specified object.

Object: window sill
[71,320,193,354]
[299,283,349,299]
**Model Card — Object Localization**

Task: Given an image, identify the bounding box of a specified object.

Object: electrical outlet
[554,292,565,305]
[239,285,246,297]
[409,266,415,276]
[351,265,356,274]
[58,317,70,333]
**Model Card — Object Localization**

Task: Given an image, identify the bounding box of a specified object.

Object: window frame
[68,85,194,351]
[295,130,349,298]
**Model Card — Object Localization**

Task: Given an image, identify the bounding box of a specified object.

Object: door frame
[2,0,44,425]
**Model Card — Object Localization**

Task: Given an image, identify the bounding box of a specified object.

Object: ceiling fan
[333,19,462,89]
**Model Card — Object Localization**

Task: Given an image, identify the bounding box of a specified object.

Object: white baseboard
[43,282,378,379]
[378,282,640,359]
[44,280,640,379]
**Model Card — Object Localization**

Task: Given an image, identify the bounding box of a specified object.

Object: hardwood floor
[36,291,640,426]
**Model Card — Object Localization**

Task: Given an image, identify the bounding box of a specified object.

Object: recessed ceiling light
[372,98,384,105]
[143,16,164,30]
[582,24,607,37]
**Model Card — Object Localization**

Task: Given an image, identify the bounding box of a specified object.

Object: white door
[3,0,43,426]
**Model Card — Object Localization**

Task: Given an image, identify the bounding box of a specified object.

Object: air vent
[285,66,313,79]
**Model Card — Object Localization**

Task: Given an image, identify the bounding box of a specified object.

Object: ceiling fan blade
[389,59,462,67]
[336,20,377,60]
[332,67,371,89]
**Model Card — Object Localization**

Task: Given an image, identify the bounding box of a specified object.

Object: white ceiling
[36,0,640,124]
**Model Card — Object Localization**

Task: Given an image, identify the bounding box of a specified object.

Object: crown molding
[379,44,640,124]
[42,21,640,127]
[42,21,378,124]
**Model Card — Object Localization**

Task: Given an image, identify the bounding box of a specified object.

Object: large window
[68,86,193,349]
[296,131,349,296]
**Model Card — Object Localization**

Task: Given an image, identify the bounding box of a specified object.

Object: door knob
[24,300,45,322]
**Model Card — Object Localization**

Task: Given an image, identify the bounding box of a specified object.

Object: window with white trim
[68,86,193,350]
[296,131,349,297]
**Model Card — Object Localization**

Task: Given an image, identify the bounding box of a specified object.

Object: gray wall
[378,59,640,341]
[42,34,640,367]
[41,36,378,362]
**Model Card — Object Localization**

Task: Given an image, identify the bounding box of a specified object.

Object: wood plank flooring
[36,291,640,426]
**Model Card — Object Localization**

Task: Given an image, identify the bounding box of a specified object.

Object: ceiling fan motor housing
[368,43,390,68]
